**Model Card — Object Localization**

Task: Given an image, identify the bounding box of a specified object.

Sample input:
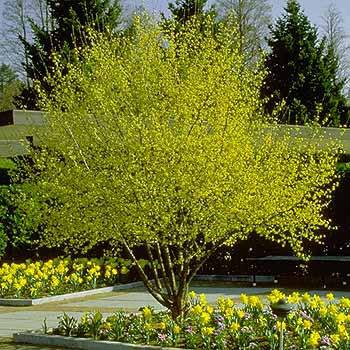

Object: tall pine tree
[17,0,121,110]
[262,0,349,126]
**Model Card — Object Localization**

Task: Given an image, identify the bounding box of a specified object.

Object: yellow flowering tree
[25,17,338,318]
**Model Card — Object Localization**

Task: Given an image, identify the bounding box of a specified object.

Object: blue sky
[125,0,350,35]
[0,0,349,32]
[1,0,350,63]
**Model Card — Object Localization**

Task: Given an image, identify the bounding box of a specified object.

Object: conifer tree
[16,0,121,109]
[168,0,210,24]
[163,0,217,34]
[262,0,349,126]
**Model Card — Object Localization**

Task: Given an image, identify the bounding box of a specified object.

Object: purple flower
[214,314,225,323]
[321,336,331,346]
[185,326,194,334]
[300,311,313,321]
[158,333,167,342]
[217,322,225,330]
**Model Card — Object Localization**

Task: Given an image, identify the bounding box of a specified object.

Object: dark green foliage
[168,0,210,24]
[16,0,122,109]
[0,183,43,257]
[0,64,17,94]
[0,64,23,111]
[164,0,217,33]
[262,0,350,126]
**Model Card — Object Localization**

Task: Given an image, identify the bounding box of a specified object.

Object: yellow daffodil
[202,327,214,336]
[308,331,321,347]
[142,307,152,320]
[230,322,240,332]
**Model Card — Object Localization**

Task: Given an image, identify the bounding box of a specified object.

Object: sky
[124,0,350,34]
[0,0,350,63]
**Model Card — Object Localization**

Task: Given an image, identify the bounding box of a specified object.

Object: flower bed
[0,257,146,299]
[31,290,350,350]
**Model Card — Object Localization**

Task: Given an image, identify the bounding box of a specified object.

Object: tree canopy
[16,0,122,109]
[168,0,212,24]
[23,18,339,318]
[262,0,349,126]
[216,0,271,65]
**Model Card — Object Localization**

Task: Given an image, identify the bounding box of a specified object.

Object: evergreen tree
[165,0,216,29]
[16,0,121,109]
[262,0,349,126]
[168,0,207,23]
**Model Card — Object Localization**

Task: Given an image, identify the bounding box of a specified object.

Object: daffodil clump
[49,290,350,349]
[0,257,134,298]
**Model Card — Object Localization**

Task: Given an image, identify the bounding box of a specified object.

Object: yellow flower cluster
[52,289,350,349]
[187,290,350,349]
[0,258,130,298]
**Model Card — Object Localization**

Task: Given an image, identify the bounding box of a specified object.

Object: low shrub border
[0,281,144,306]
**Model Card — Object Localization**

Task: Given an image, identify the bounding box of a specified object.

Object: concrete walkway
[1,284,350,337]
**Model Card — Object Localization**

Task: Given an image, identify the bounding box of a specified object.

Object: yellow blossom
[268,289,285,304]
[326,293,334,301]
[224,308,234,317]
[277,321,286,331]
[206,305,214,314]
[303,319,312,330]
[330,334,340,345]
[236,310,245,319]
[154,322,166,330]
[336,312,347,324]
[200,312,211,324]
[192,304,203,315]
[173,324,181,334]
[240,294,249,304]
[202,327,214,336]
[308,331,320,347]
[188,291,196,299]
[230,322,240,332]
[142,307,152,320]
[199,294,207,305]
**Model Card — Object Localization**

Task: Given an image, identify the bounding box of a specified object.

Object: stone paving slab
[0,312,111,337]
[63,287,273,311]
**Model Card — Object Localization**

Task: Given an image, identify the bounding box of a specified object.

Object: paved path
[2,284,350,337]
[0,285,271,337]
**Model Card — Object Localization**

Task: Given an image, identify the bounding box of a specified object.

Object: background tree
[215,0,271,64]
[262,0,349,126]
[321,3,350,93]
[24,19,338,319]
[16,0,122,109]
[163,0,217,34]
[168,0,212,24]
[1,0,32,85]
[0,0,51,83]
[0,64,23,111]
